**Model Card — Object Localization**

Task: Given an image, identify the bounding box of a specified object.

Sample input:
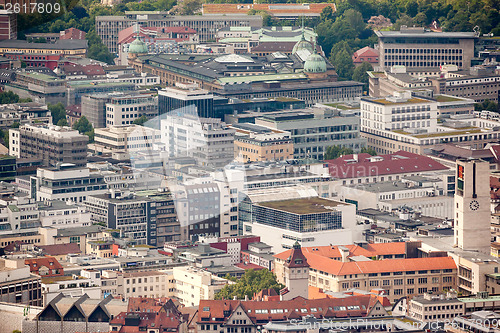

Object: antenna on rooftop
[134,23,140,39]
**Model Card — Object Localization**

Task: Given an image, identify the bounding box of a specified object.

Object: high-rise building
[9,124,88,167]
[454,159,491,254]
[161,112,234,168]
[85,191,158,246]
[105,93,158,127]
[0,10,16,40]
[159,84,214,118]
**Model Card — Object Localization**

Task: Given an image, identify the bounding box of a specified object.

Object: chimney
[338,246,349,262]
[244,295,248,301]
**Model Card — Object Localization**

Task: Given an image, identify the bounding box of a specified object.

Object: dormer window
[294,259,302,264]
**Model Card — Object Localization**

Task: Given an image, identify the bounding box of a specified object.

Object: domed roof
[292,32,314,54]
[128,38,148,54]
[304,52,327,73]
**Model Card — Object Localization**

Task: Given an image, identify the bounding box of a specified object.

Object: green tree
[352,61,373,92]
[324,145,354,160]
[133,115,149,126]
[0,91,20,104]
[179,0,202,15]
[413,12,428,27]
[331,49,354,81]
[475,99,498,112]
[48,102,66,125]
[343,9,365,34]
[320,6,335,22]
[86,30,115,64]
[215,269,284,300]
[360,147,377,155]
[73,116,94,142]
[10,122,20,129]
[57,118,69,127]
[73,116,93,134]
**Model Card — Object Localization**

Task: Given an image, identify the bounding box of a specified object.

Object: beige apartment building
[408,293,465,322]
[101,269,175,300]
[274,243,458,303]
[230,123,293,163]
[173,266,232,307]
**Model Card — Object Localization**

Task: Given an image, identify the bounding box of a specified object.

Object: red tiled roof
[352,46,379,64]
[284,244,310,268]
[308,286,391,307]
[431,144,494,160]
[326,151,448,179]
[66,104,81,117]
[235,262,265,270]
[202,3,336,15]
[25,256,63,273]
[275,248,456,276]
[110,311,180,331]
[60,28,86,40]
[490,145,500,162]
[197,295,381,323]
[37,243,81,256]
[276,242,406,260]
[60,64,105,76]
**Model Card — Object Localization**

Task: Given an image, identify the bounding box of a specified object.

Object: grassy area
[435,95,463,102]
[413,128,482,138]
[258,197,342,214]
[325,103,357,110]
[372,97,428,105]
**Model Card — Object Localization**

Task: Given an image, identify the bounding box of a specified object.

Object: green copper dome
[304,53,327,73]
[128,38,148,54]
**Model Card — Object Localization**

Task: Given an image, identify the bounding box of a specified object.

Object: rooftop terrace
[258,197,344,214]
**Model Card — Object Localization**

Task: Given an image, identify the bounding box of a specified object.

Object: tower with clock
[454,159,491,254]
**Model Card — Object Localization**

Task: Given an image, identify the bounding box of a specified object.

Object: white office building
[361,91,438,133]
[105,93,158,126]
[161,113,234,168]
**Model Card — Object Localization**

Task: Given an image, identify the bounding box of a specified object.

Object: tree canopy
[0,91,21,104]
[133,115,149,126]
[215,269,284,300]
[48,103,67,125]
[324,145,354,160]
[475,100,498,112]
[73,116,94,142]
[352,62,374,92]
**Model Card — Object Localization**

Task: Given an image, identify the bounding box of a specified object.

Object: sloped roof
[37,243,81,256]
[25,256,63,272]
[352,46,379,63]
[275,242,406,261]
[197,295,381,323]
[110,311,181,330]
[326,150,448,179]
[60,28,86,40]
[275,248,456,276]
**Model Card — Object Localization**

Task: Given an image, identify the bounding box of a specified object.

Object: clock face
[470,200,480,211]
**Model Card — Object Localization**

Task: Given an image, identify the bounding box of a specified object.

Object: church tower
[281,241,309,300]
[454,159,491,254]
